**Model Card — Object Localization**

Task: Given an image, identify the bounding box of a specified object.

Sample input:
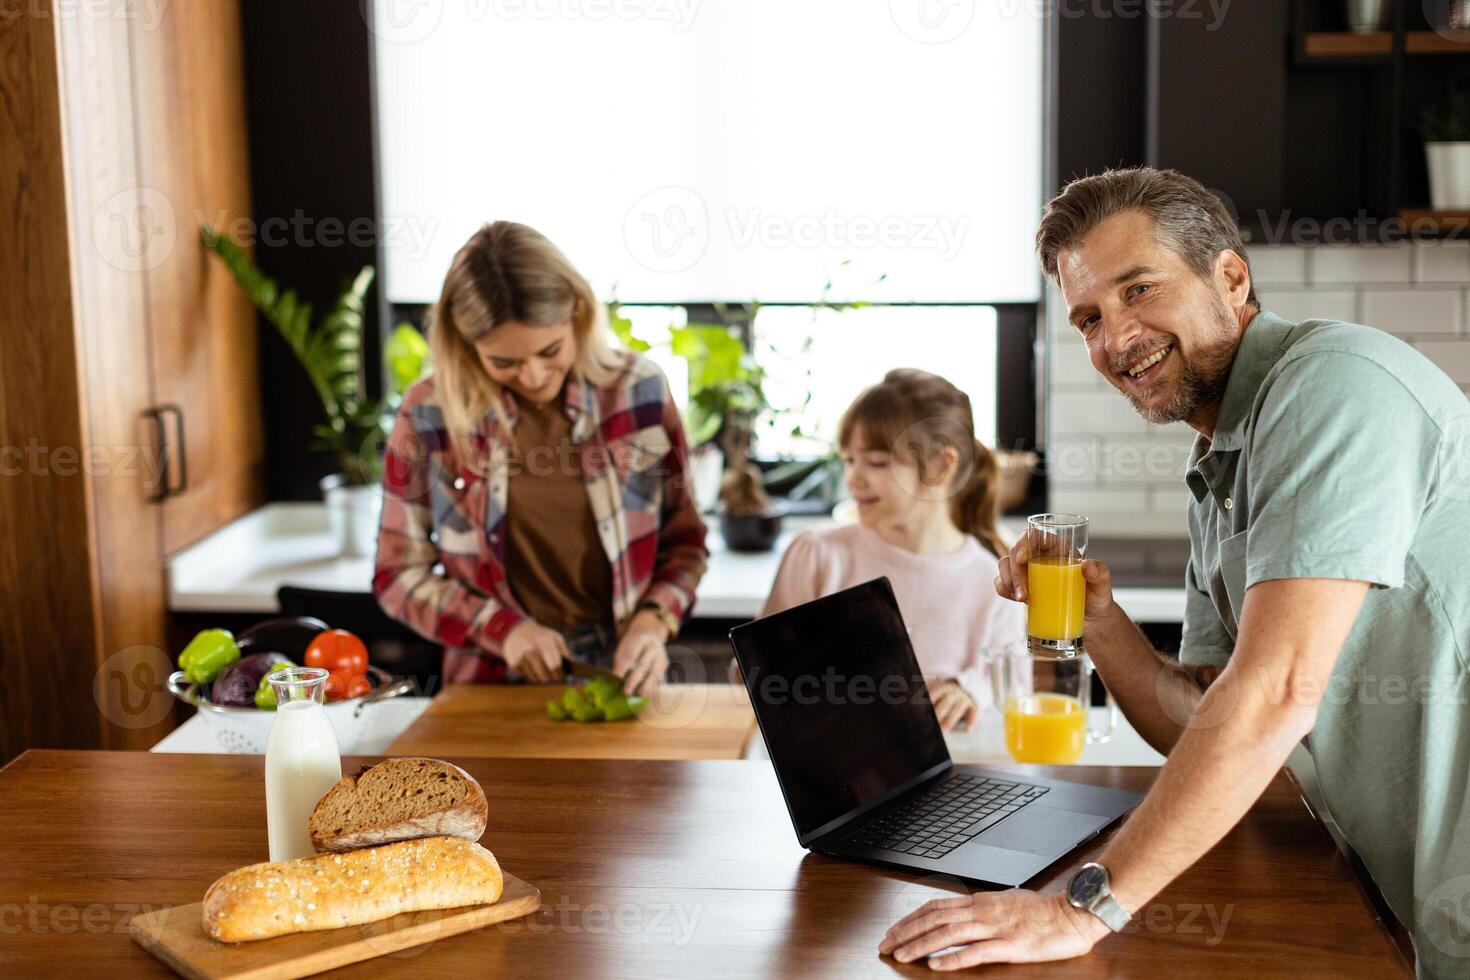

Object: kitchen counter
[0,750,1410,977]
[166,503,1187,623]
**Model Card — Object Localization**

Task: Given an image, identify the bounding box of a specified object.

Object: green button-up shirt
[1179,310,1470,978]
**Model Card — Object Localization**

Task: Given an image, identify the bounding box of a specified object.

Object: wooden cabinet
[0,0,262,761]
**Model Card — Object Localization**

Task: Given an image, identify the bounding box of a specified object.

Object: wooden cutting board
[129,871,540,979]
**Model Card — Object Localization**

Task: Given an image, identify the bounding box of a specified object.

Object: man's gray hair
[1036,167,1258,309]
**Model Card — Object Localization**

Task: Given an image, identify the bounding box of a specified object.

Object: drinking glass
[983,642,1115,765]
[1026,513,1088,658]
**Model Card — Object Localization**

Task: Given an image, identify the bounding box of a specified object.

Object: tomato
[323,671,347,701]
[344,673,372,700]
[305,630,368,677]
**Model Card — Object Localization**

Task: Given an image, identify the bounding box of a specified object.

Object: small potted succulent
[1421,84,1470,211]
[201,225,429,557]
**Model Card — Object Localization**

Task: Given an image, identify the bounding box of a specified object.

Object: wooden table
[388,683,758,760]
[0,750,1409,977]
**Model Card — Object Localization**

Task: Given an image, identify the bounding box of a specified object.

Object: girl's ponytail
[954,437,1005,558]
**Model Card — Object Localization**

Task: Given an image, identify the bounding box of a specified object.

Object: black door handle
[143,404,187,500]
[158,403,187,497]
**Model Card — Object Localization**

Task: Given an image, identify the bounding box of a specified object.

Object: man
[879,167,1470,976]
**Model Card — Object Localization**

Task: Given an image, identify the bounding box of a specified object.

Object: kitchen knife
[562,655,623,685]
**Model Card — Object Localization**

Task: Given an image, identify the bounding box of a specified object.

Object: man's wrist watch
[1066,862,1131,932]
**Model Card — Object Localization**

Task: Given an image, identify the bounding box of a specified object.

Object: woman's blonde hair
[427,221,623,467]
[838,368,1006,558]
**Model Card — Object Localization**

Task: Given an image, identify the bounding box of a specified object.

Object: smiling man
[880,168,1470,976]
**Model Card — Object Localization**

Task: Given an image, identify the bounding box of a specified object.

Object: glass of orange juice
[1026,513,1088,657]
[983,642,1116,765]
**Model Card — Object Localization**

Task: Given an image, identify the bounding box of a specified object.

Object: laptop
[728,577,1141,887]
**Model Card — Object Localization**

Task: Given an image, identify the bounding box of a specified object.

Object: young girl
[755,368,1025,730]
[374,222,708,696]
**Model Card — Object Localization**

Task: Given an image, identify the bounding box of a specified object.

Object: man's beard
[1124,298,1238,425]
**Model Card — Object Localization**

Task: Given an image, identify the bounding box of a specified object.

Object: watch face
[1069,864,1107,906]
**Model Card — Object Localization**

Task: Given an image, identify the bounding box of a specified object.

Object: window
[754,305,999,456]
[373,0,1044,306]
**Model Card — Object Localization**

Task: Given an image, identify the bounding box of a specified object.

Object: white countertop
[152,694,1164,767]
[166,503,1185,623]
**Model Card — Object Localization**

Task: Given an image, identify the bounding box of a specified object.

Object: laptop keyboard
[845,773,1050,859]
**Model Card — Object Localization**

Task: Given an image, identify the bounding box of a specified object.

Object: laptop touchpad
[979,805,1101,856]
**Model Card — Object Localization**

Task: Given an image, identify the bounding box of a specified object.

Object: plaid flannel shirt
[373,351,708,682]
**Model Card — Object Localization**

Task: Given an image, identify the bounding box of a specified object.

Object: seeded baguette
[201,835,503,943]
[309,757,488,852]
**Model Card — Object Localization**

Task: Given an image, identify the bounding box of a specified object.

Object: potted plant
[1421,84,1470,211]
[609,307,783,551]
[201,225,429,557]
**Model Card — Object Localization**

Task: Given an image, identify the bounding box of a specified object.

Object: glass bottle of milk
[264,667,342,861]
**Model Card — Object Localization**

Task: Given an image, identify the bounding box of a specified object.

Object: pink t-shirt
[761,523,1027,703]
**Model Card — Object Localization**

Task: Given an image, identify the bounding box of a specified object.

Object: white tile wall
[1045,242,1470,538]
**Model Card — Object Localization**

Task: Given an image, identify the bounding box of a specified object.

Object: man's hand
[612,610,671,698]
[995,532,1115,622]
[927,678,979,732]
[879,888,1108,970]
[501,620,570,682]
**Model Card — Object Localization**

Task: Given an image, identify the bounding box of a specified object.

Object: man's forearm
[1096,674,1314,916]
[1085,601,1204,755]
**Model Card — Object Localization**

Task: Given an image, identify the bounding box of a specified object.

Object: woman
[750,368,1025,730]
[374,222,708,696]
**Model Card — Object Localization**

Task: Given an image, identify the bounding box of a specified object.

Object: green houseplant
[201,224,429,556]
[609,306,782,551]
[1420,83,1470,211]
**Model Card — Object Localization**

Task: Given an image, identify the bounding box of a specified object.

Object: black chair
[276,587,444,696]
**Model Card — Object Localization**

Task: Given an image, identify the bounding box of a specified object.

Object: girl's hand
[928,678,979,732]
[501,620,570,683]
[613,611,671,698]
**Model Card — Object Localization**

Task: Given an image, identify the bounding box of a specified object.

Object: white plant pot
[321,475,383,558]
[1426,142,1470,211]
[689,444,724,515]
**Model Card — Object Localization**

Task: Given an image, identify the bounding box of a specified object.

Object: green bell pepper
[179,629,241,685]
[252,662,295,710]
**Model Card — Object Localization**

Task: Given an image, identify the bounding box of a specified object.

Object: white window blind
[373,0,1044,306]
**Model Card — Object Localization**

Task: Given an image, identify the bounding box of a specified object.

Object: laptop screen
[728,578,950,841]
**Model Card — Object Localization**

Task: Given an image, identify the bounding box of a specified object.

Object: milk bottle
[264,667,342,861]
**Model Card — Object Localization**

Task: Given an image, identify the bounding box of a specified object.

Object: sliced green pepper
[546,700,568,722]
